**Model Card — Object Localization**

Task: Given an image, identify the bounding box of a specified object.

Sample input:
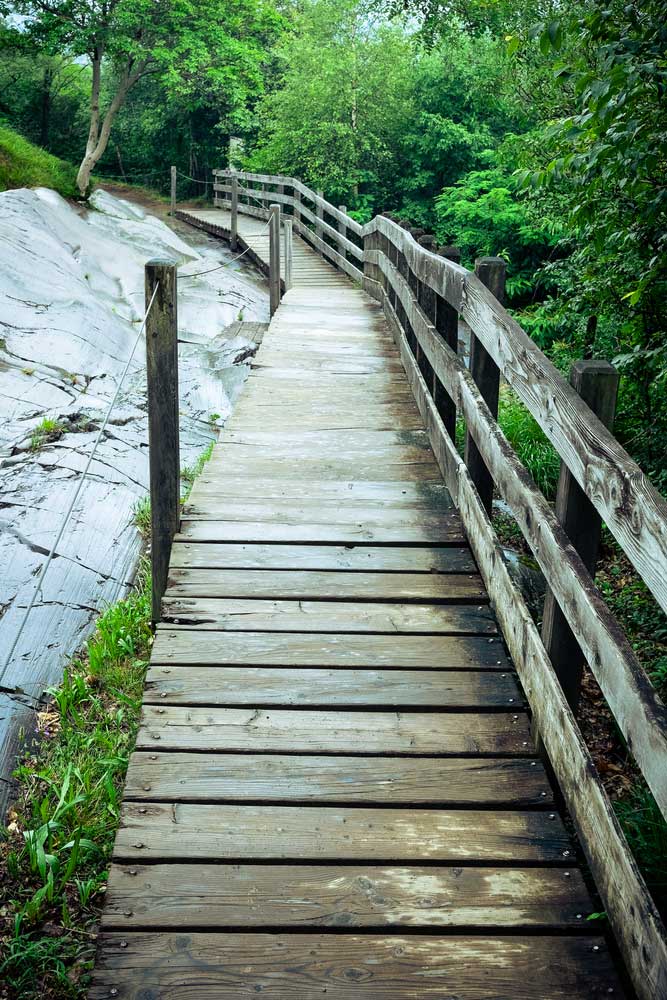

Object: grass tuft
[0,562,152,997]
[29,418,66,453]
[0,126,78,198]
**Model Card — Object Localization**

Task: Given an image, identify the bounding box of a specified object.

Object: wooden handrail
[210,166,667,999]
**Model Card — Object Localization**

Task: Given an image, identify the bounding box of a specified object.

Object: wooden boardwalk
[90,213,625,997]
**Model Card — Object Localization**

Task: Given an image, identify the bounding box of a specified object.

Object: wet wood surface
[91,217,625,998]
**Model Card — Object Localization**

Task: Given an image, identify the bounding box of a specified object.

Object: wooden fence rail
[209,168,667,1000]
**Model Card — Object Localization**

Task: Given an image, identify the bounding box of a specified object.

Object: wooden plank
[136,707,526,754]
[113,803,569,862]
[164,570,486,602]
[124,753,552,804]
[90,932,623,1000]
[227,405,425,430]
[189,479,450,505]
[151,631,507,668]
[159,599,496,634]
[169,543,477,573]
[182,502,459,528]
[184,462,442,485]
[102,863,588,929]
[144,666,515,707]
[178,520,459,544]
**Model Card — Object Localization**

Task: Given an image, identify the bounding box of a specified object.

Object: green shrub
[0,124,78,198]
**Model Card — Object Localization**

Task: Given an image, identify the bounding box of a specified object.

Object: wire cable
[177,218,271,280]
[0,284,161,700]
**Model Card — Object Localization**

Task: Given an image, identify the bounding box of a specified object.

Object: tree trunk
[76,54,148,196]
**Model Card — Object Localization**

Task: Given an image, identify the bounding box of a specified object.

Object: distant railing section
[208,167,667,1000]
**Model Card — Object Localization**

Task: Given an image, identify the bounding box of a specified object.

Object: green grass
[29,418,66,453]
[0,125,78,198]
[615,785,667,913]
[0,563,152,997]
[497,387,561,499]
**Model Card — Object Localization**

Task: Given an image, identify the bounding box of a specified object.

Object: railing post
[541,360,620,710]
[269,203,281,316]
[294,184,301,229]
[338,205,347,263]
[145,258,180,625]
[230,172,239,251]
[464,256,506,515]
[434,245,461,442]
[316,190,324,241]
[363,226,378,288]
[283,217,293,291]
[170,165,176,217]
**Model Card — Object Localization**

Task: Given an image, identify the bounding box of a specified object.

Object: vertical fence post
[283,217,293,291]
[434,246,461,442]
[269,203,281,316]
[464,256,506,515]
[316,190,324,242]
[230,173,239,252]
[145,258,179,625]
[294,184,301,229]
[541,360,620,710]
[338,205,347,264]
[363,226,378,288]
[170,165,176,216]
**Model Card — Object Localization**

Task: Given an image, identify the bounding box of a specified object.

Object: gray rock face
[0,187,268,807]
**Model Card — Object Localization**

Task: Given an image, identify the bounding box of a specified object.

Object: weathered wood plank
[181,502,459,529]
[136,707,527,754]
[188,479,450,505]
[124,753,551,804]
[151,630,507,667]
[102,863,588,929]
[90,932,623,1000]
[144,665,515,706]
[369,214,667,620]
[159,599,496,634]
[114,803,569,861]
[178,519,459,543]
[164,570,486,602]
[169,543,477,573]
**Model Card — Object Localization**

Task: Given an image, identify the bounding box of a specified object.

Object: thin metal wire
[176,168,213,186]
[177,218,272,280]
[0,284,161,699]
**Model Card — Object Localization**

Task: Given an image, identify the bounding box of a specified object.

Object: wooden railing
[213,168,667,999]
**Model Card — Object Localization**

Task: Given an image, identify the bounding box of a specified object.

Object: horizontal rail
[372,268,667,1000]
[367,215,667,620]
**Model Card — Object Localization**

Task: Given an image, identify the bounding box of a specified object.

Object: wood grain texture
[90,932,623,1000]
[136,706,528,755]
[151,631,509,668]
[164,571,486,602]
[177,519,462,543]
[124,753,550,804]
[114,803,570,862]
[143,665,515,707]
[159,598,495,633]
[102,863,588,929]
[169,543,477,573]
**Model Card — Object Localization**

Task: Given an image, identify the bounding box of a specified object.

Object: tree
[2,0,282,194]
[247,0,415,213]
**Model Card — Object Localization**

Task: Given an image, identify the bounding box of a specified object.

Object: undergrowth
[29,419,66,453]
[0,563,152,998]
[0,125,78,199]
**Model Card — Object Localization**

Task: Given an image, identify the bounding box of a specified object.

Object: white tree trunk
[76,56,148,195]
